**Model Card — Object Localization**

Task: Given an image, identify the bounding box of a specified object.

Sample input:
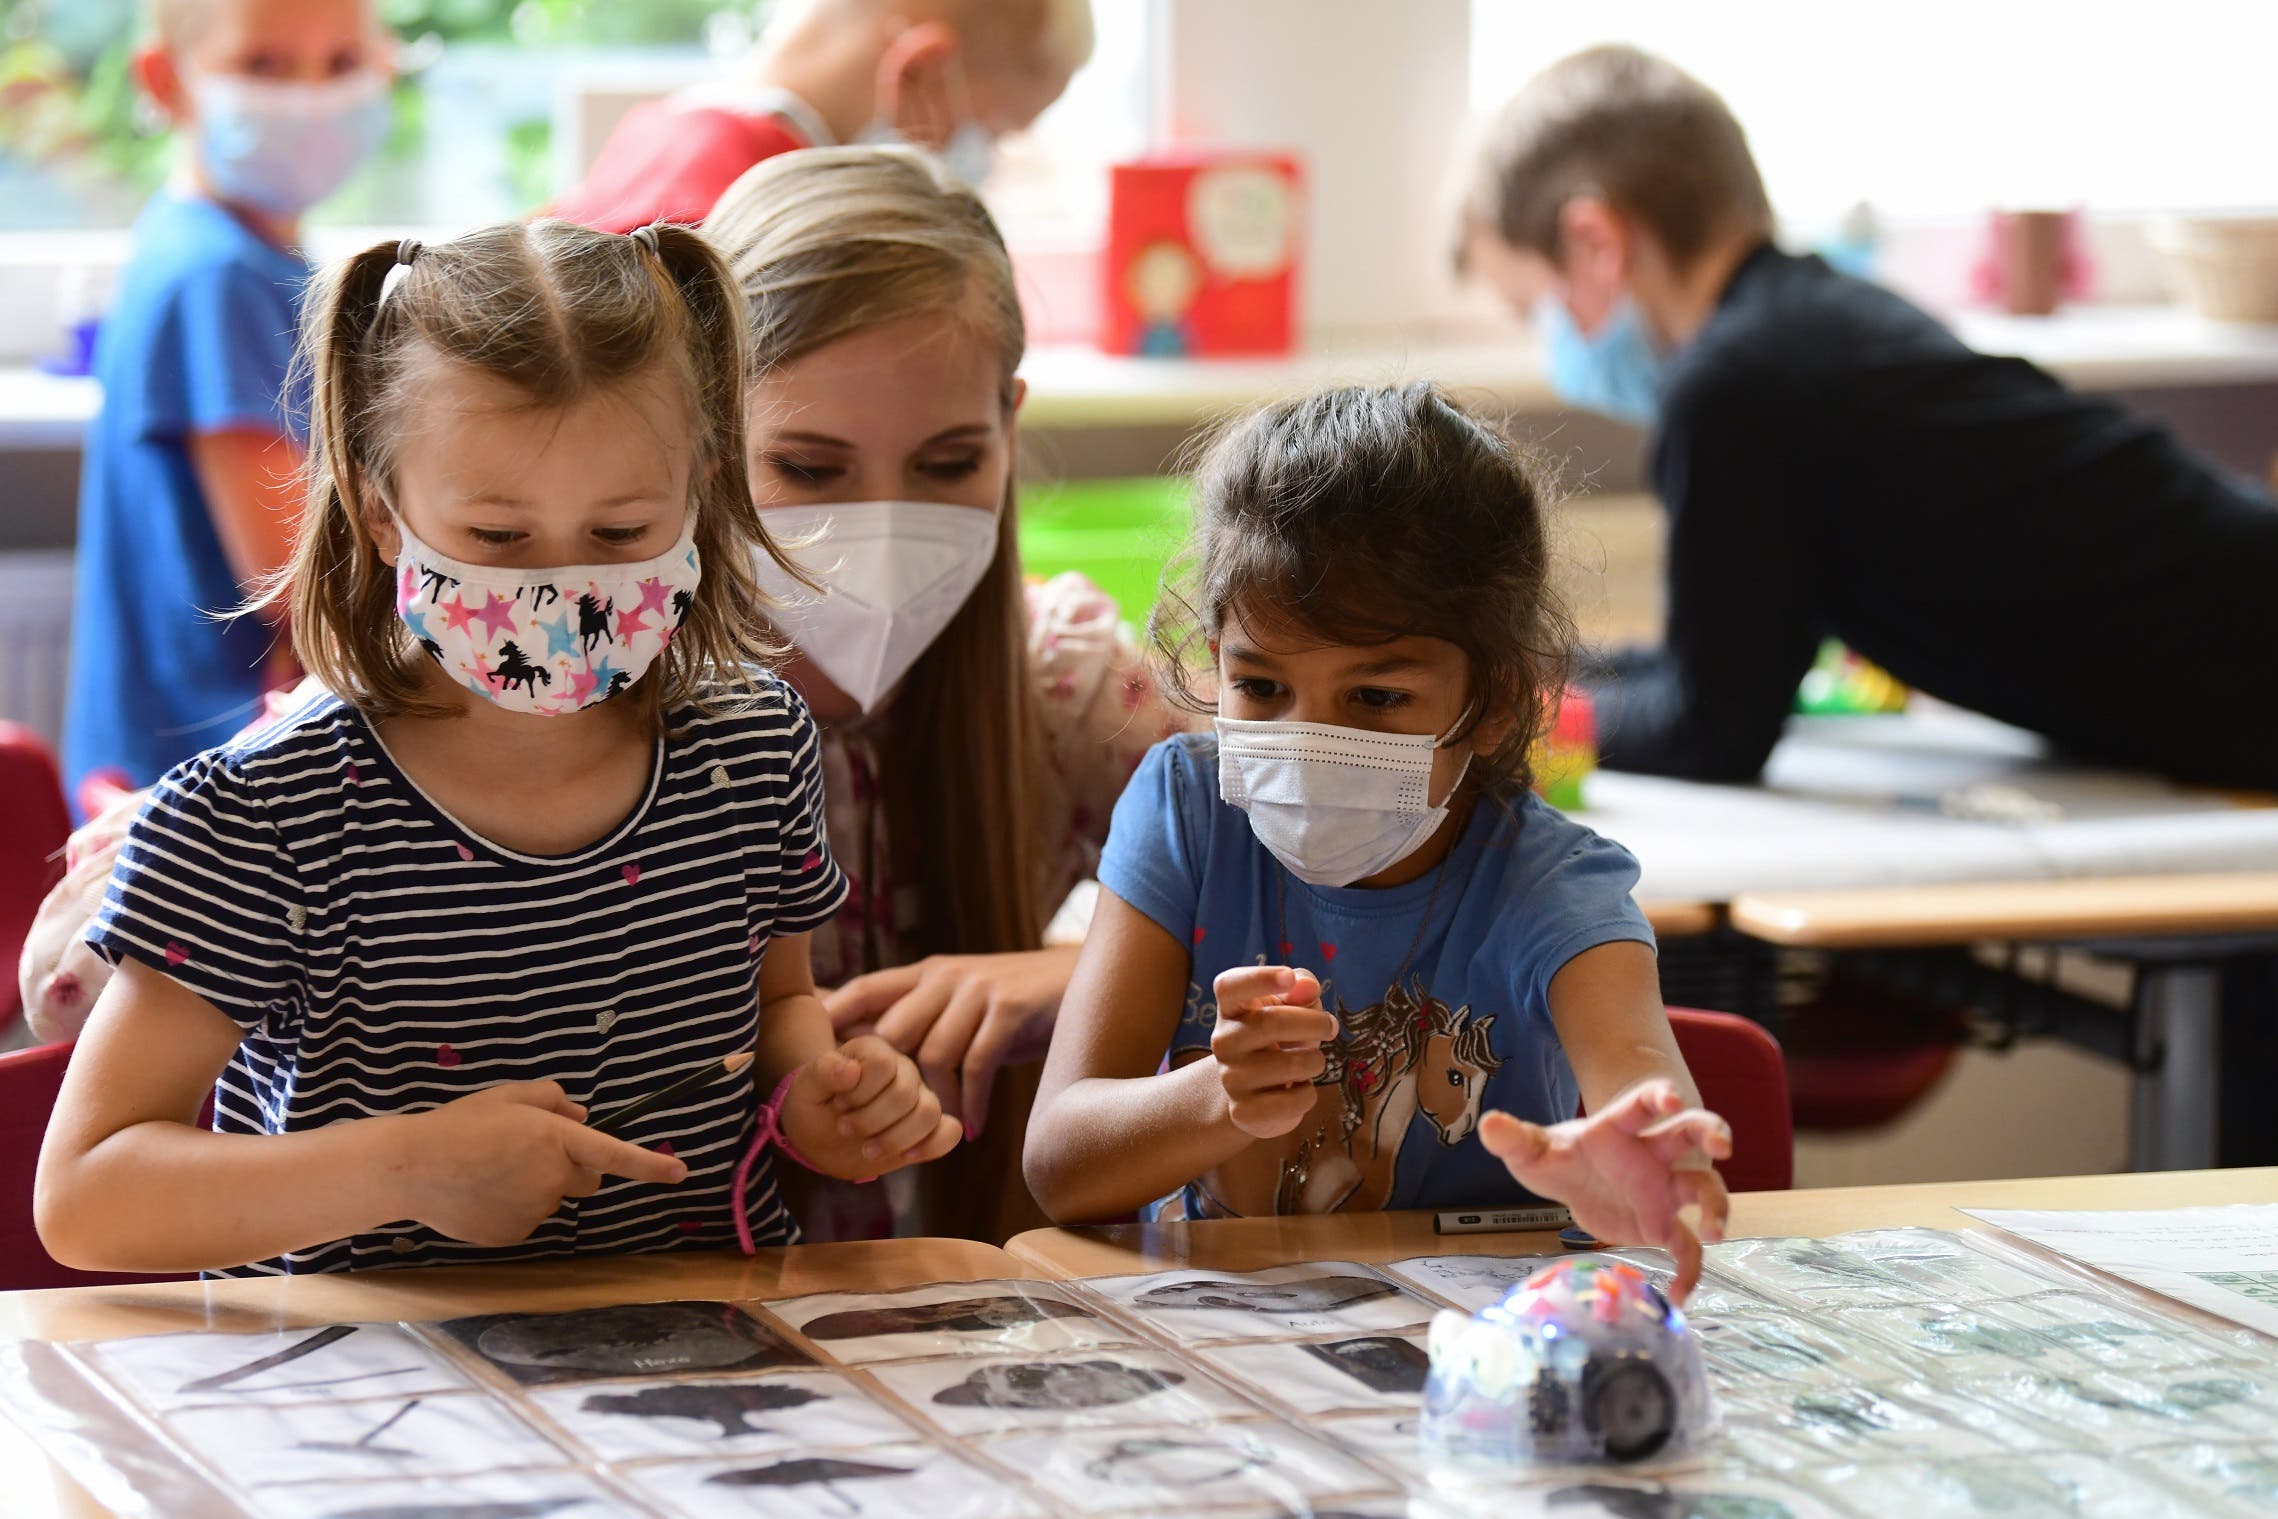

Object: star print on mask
[389,512,701,717]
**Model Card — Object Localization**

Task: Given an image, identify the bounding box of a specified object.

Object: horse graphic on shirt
[1187,973,1502,1217]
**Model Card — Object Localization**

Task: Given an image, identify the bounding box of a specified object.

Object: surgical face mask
[859,118,999,188]
[1536,294,1664,429]
[392,512,701,717]
[752,499,1001,712]
[1216,717,1471,888]
[939,121,996,188]
[188,71,390,217]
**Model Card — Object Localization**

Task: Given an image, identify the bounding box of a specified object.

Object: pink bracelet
[731,1068,878,1254]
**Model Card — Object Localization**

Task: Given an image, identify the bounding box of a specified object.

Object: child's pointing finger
[562,1122,688,1185]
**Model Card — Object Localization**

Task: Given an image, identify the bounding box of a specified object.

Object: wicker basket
[2148,215,2278,322]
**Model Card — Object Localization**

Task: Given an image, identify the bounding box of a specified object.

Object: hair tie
[629,224,663,259]
[378,240,421,310]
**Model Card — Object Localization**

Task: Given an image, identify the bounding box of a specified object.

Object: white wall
[1157,0,1488,340]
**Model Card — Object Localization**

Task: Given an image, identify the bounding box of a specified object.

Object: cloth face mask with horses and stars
[392,512,701,715]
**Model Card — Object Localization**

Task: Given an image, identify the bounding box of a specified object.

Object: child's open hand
[780,1035,961,1180]
[1478,1079,1733,1304]
[1209,965,1337,1139]
[401,1080,689,1248]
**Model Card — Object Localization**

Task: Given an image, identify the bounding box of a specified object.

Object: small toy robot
[1422,1259,1716,1476]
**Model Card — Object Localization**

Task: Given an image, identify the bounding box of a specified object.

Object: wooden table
[1729,874,2278,1174]
[0,1240,1024,1519]
[1585,708,2278,1173]
[1639,899,1718,939]
[1006,1166,2278,1277]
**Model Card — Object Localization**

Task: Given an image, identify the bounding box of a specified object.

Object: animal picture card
[1701,1235,1929,1307]
[1691,1308,1912,1391]
[246,1469,637,1519]
[764,1278,1129,1365]
[164,1391,568,1489]
[981,1420,1397,1515]
[1714,1380,2061,1473]
[76,1323,476,1413]
[869,1346,1263,1436]
[1809,1451,2215,1519]
[1957,1365,2278,1452]
[526,1369,920,1463]
[1798,1227,2073,1306]
[619,1442,1045,1519]
[1310,1411,1427,1481]
[1082,1261,1434,1342]
[2128,1439,2278,1516]
[1982,1289,2244,1374]
[429,1300,813,1387]
[1836,1301,2090,1380]
[1383,1250,1767,1317]
[1837,1291,2234,1383]
[1445,1471,1852,1519]
[1201,1334,1430,1415]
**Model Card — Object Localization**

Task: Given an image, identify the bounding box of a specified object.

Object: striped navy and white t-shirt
[88,675,847,1276]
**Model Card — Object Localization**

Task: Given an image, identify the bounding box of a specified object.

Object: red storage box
[1101,151,1303,358]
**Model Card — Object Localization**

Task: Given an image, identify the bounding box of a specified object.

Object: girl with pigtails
[37,220,954,1278]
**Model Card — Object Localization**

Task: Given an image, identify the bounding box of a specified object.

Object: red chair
[0,723,73,1035]
[1667,1006,1794,1193]
[0,1041,197,1290]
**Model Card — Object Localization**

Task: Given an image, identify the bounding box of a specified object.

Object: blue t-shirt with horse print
[1099,733,1656,1220]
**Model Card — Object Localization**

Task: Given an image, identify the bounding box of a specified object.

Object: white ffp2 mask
[1216,716,1467,887]
[753,500,999,712]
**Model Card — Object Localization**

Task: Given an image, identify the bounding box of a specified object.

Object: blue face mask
[189,71,390,217]
[1535,295,1664,429]
[859,118,997,189]
[939,121,997,189]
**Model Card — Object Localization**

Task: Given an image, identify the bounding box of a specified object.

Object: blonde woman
[706,146,1188,1239]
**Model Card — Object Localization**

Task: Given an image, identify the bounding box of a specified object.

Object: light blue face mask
[859,118,997,188]
[1535,295,1664,429]
[189,71,390,217]
[938,121,997,189]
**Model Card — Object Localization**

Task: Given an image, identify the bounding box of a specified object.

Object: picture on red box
[1104,154,1303,358]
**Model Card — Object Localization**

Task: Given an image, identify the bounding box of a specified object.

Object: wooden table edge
[1728,871,2278,948]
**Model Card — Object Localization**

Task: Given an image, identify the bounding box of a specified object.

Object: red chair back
[0,1041,198,1290]
[1668,1006,1794,1192]
[0,723,72,1034]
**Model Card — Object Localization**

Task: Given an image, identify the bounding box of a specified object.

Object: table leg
[2132,964,2222,1172]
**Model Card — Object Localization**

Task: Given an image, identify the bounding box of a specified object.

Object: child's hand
[779,1035,961,1180]
[1478,1079,1733,1304]
[1208,965,1336,1139]
[400,1081,689,1247]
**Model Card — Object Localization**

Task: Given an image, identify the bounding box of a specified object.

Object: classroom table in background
[1638,899,1718,939]
[1584,704,2278,1172]
[0,1240,1026,1519]
[1729,873,2278,1175]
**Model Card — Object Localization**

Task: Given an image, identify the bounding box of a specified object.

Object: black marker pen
[1433,1205,1574,1236]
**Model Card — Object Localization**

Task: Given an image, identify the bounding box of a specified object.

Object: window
[0,1,752,232]
[1469,1,2278,230]
[1,1,1156,237]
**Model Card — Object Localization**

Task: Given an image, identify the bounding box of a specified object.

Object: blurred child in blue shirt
[63,0,390,807]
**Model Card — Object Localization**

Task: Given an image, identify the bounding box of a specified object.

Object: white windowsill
[9,304,2278,451]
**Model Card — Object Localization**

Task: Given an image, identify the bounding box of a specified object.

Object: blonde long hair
[280,219,798,721]
[707,146,1047,955]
